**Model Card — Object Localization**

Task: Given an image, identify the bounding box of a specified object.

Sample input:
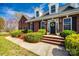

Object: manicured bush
[22,29,28,33]
[38,29,46,35]
[60,30,76,38]
[10,30,22,37]
[22,29,33,33]
[65,34,79,56]
[25,32,43,43]
[27,30,33,33]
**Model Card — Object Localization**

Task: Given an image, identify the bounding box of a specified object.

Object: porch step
[43,35,64,40]
[42,35,64,46]
[42,40,64,46]
[43,38,64,42]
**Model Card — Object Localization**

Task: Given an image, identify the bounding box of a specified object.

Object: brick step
[43,38,64,42]
[42,40,64,46]
[43,35,64,40]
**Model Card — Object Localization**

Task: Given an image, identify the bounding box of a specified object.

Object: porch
[25,8,79,34]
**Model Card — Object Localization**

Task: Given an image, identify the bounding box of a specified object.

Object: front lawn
[0,36,37,56]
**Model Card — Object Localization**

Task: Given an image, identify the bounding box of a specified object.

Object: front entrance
[50,22,56,34]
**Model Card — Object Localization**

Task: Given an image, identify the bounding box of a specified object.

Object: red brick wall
[33,21,40,32]
[59,17,64,32]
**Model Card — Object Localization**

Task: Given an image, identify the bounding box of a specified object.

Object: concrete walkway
[6,36,69,56]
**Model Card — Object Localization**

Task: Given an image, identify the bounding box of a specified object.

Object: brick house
[18,15,30,30]
[19,3,79,34]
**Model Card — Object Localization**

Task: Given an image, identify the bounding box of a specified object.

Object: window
[63,17,72,30]
[41,21,46,29]
[36,11,39,17]
[51,5,55,13]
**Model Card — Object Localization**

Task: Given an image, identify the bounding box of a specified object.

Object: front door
[50,22,56,34]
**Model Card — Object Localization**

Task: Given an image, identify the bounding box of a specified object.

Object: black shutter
[72,16,77,31]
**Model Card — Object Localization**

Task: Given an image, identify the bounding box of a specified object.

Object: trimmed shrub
[65,34,79,56]
[38,29,46,35]
[60,30,76,38]
[22,29,28,33]
[27,30,33,33]
[22,29,33,33]
[10,30,22,37]
[25,32,43,43]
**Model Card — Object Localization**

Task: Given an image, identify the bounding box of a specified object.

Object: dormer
[34,7,42,18]
[48,3,59,14]
[70,3,79,8]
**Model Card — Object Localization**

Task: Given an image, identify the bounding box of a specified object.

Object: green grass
[0,36,38,56]
[0,32,10,36]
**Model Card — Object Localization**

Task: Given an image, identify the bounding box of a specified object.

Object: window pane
[51,5,55,13]
[36,11,39,17]
[41,21,46,29]
[64,18,71,30]
[64,25,71,30]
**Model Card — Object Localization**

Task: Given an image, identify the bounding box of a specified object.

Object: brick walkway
[6,36,69,56]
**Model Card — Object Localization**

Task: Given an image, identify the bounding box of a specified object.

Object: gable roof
[63,5,75,11]
[16,13,30,22]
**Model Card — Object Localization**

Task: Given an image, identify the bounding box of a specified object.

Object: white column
[56,3,59,13]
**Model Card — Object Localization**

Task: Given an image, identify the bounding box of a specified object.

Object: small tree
[0,17,5,31]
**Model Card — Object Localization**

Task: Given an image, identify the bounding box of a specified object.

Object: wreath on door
[50,22,55,27]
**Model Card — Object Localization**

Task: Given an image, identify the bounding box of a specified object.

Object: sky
[0,3,64,20]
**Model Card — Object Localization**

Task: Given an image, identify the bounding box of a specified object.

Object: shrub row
[60,30,76,38]
[10,29,46,43]
[22,29,33,33]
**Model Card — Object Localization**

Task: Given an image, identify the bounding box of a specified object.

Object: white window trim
[63,17,72,30]
[49,3,59,14]
[50,5,56,13]
[49,4,56,14]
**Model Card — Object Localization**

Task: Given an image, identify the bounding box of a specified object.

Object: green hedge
[25,29,46,43]
[22,29,33,33]
[60,30,76,38]
[65,34,79,56]
[27,30,33,33]
[38,29,46,35]
[25,32,43,43]
[22,29,28,33]
[10,30,22,37]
